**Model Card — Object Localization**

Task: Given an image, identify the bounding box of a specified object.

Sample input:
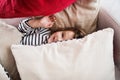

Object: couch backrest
[97,9,120,71]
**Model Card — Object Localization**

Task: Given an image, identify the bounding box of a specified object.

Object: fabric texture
[0,0,76,18]
[52,0,100,34]
[0,21,22,80]
[11,28,115,80]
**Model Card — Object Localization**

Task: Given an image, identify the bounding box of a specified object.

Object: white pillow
[11,28,115,80]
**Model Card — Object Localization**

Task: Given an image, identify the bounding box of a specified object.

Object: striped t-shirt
[18,18,51,46]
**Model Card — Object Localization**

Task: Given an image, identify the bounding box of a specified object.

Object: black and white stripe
[18,18,51,46]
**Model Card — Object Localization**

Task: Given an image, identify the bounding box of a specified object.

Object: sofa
[0,0,120,80]
[97,8,120,80]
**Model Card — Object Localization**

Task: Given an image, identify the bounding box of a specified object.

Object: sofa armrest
[97,8,120,71]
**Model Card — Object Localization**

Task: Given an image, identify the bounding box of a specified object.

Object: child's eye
[62,33,64,38]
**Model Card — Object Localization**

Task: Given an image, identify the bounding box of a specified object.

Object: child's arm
[18,16,55,35]
[18,18,37,35]
[27,16,55,28]
[26,18,42,28]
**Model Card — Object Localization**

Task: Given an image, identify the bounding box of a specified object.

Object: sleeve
[18,19,36,35]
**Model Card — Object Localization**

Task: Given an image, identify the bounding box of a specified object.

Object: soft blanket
[0,0,75,18]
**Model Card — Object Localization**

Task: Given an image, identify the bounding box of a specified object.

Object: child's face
[48,30,75,43]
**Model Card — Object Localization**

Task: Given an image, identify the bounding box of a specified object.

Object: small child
[18,16,86,46]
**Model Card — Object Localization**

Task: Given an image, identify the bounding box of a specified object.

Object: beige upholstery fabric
[97,9,120,80]
[11,28,115,80]
[0,21,22,80]
[97,9,120,71]
[0,18,27,27]
[52,0,100,34]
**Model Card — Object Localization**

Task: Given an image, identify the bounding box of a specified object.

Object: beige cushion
[0,21,22,80]
[52,0,100,34]
[11,28,115,80]
[0,18,27,27]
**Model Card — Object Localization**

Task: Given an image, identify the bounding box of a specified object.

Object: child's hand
[39,15,56,28]
[27,15,56,28]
